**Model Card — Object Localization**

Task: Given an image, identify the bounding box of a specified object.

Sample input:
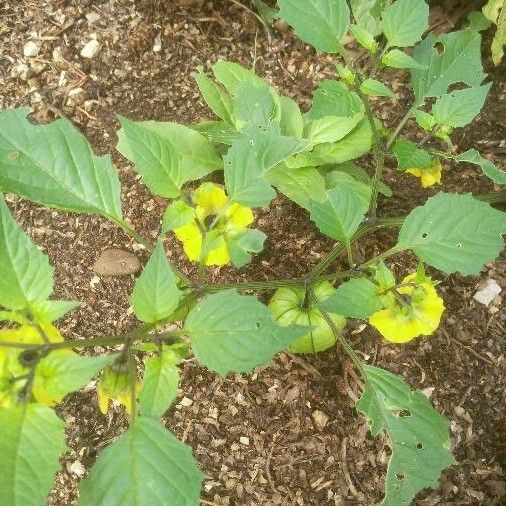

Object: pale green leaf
[191,120,239,145]
[307,80,362,120]
[304,112,364,145]
[357,365,455,506]
[381,0,429,47]
[318,278,383,318]
[184,289,306,376]
[30,299,80,323]
[432,84,491,127]
[34,352,117,405]
[413,110,436,131]
[195,70,234,124]
[253,0,278,23]
[329,161,392,196]
[227,229,267,268]
[310,185,367,242]
[360,78,395,97]
[0,404,67,506]
[466,11,492,31]
[224,126,308,207]
[79,417,203,506]
[411,30,487,103]
[233,82,279,129]
[393,139,432,170]
[212,60,265,95]
[266,163,327,210]
[453,149,506,185]
[278,0,350,53]
[140,349,180,418]
[350,24,378,52]
[162,200,195,234]
[350,0,386,35]
[131,242,182,323]
[279,96,304,138]
[117,118,221,198]
[490,2,506,64]
[0,108,122,219]
[396,192,506,275]
[323,170,371,208]
[382,48,426,69]
[0,195,53,310]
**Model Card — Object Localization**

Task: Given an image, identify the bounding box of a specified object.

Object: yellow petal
[174,221,203,262]
[205,238,230,266]
[226,203,254,229]
[194,183,228,215]
[406,161,442,188]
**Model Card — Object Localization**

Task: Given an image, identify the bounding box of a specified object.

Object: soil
[1,1,505,505]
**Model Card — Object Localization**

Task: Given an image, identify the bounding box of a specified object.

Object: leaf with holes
[395,192,506,275]
[453,149,506,185]
[431,83,491,127]
[380,0,429,47]
[278,0,350,53]
[184,289,306,376]
[0,108,122,219]
[0,194,54,310]
[0,404,67,506]
[411,30,487,103]
[78,417,203,506]
[357,365,455,506]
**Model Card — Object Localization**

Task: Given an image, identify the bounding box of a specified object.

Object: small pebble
[312,410,329,431]
[81,39,101,59]
[23,41,40,57]
[239,436,250,446]
[180,397,193,407]
[473,279,501,306]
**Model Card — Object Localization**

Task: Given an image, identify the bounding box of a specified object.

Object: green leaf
[308,80,363,120]
[350,0,386,36]
[162,200,195,234]
[227,229,267,268]
[431,84,491,127]
[304,112,364,145]
[359,78,395,98]
[453,149,506,185]
[233,82,279,129]
[0,195,54,310]
[131,242,182,323]
[195,70,234,124]
[396,192,506,275]
[380,0,429,47]
[212,60,265,95]
[393,139,432,170]
[0,404,67,506]
[140,349,180,418]
[266,163,327,210]
[310,185,367,242]
[357,365,455,506]
[224,126,308,207]
[33,352,117,405]
[318,278,383,318]
[191,120,239,145]
[382,48,425,69]
[350,24,378,52]
[411,30,487,103]
[79,417,203,506]
[30,299,80,323]
[184,289,306,376]
[0,108,122,219]
[117,117,221,198]
[323,170,372,208]
[279,96,304,138]
[413,109,436,131]
[253,0,278,23]
[278,0,350,53]
[329,161,392,196]
[466,11,492,31]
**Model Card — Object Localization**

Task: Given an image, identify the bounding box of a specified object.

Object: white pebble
[180,396,193,407]
[239,436,250,446]
[473,279,501,307]
[23,41,40,57]
[80,39,101,59]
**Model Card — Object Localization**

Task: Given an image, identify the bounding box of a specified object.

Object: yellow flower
[97,362,140,415]
[369,273,445,343]
[406,160,442,188]
[173,183,254,266]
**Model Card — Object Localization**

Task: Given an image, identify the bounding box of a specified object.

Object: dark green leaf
[227,229,267,268]
[360,78,395,97]
[380,0,429,47]
[393,139,432,170]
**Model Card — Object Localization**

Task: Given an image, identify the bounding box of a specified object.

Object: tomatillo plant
[0,0,505,504]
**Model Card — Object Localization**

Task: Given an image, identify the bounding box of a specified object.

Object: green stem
[385,106,415,151]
